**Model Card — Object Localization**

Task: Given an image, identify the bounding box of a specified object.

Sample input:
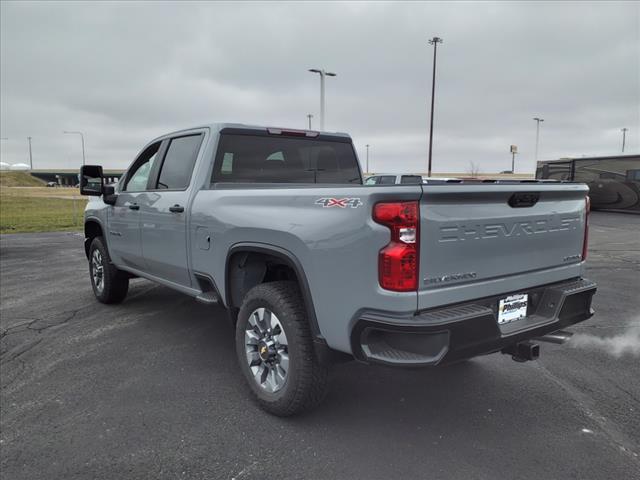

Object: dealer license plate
[498,294,528,325]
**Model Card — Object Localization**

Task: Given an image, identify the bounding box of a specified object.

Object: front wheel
[89,236,129,304]
[235,281,329,416]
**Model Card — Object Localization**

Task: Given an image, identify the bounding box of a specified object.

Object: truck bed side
[189,184,422,353]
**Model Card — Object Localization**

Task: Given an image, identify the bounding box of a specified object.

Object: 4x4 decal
[315,197,363,208]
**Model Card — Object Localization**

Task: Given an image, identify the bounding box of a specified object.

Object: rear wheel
[235,281,328,416]
[89,236,129,304]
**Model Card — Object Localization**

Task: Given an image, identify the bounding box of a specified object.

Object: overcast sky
[1,1,638,174]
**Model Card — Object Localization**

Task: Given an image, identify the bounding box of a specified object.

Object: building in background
[536,154,640,213]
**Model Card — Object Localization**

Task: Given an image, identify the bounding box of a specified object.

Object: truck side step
[196,291,219,305]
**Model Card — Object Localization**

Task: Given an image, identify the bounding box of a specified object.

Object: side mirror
[80,165,104,196]
[103,185,117,205]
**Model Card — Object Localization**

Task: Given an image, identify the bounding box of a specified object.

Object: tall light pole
[307,114,313,130]
[533,117,544,162]
[63,130,86,166]
[0,138,7,162]
[366,144,370,173]
[427,36,443,178]
[308,68,336,131]
[27,136,33,170]
[621,128,628,153]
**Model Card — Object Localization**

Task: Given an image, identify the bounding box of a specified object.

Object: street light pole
[308,68,336,131]
[621,128,628,153]
[427,36,443,178]
[27,136,33,170]
[63,131,86,166]
[366,144,370,173]
[533,117,544,162]
[0,138,7,161]
[307,114,313,130]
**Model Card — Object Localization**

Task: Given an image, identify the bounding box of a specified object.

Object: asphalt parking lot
[1,211,639,479]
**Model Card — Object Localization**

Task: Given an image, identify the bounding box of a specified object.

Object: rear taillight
[373,201,419,291]
[582,195,590,260]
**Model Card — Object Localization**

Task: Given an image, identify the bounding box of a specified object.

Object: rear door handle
[169,204,184,213]
[128,203,140,210]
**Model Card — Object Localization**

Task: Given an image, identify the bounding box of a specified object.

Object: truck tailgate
[418,183,589,310]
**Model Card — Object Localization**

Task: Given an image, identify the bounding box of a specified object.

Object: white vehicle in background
[422,176,462,184]
[364,174,461,185]
[364,173,423,185]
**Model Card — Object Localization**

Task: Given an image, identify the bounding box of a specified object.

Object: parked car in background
[422,176,461,184]
[365,174,462,185]
[46,181,57,187]
[364,173,423,185]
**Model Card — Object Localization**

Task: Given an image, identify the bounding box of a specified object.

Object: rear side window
[400,175,422,184]
[156,134,203,190]
[212,134,361,184]
[378,175,396,185]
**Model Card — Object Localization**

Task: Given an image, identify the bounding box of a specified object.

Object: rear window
[211,134,361,184]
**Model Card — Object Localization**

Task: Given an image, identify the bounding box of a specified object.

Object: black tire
[89,236,129,304]
[235,281,329,416]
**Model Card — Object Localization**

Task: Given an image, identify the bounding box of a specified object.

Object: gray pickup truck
[80,123,596,416]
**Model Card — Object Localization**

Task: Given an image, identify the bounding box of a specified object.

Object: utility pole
[308,68,336,131]
[427,36,443,178]
[307,114,313,130]
[63,131,86,166]
[366,144,370,173]
[27,136,33,170]
[533,117,544,162]
[510,145,518,173]
[621,128,628,153]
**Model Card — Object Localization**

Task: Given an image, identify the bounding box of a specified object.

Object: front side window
[212,134,361,184]
[156,134,203,190]
[123,142,160,192]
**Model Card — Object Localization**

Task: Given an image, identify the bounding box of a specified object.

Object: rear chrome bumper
[350,278,596,367]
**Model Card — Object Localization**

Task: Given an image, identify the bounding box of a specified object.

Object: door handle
[169,204,184,213]
[128,203,140,210]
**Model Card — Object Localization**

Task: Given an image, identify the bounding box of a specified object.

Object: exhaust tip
[535,330,573,345]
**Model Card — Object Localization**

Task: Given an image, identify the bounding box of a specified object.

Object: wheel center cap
[258,340,276,362]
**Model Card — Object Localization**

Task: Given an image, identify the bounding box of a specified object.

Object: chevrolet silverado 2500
[80,123,596,416]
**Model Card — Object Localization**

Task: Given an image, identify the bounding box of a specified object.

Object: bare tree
[467,161,481,177]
